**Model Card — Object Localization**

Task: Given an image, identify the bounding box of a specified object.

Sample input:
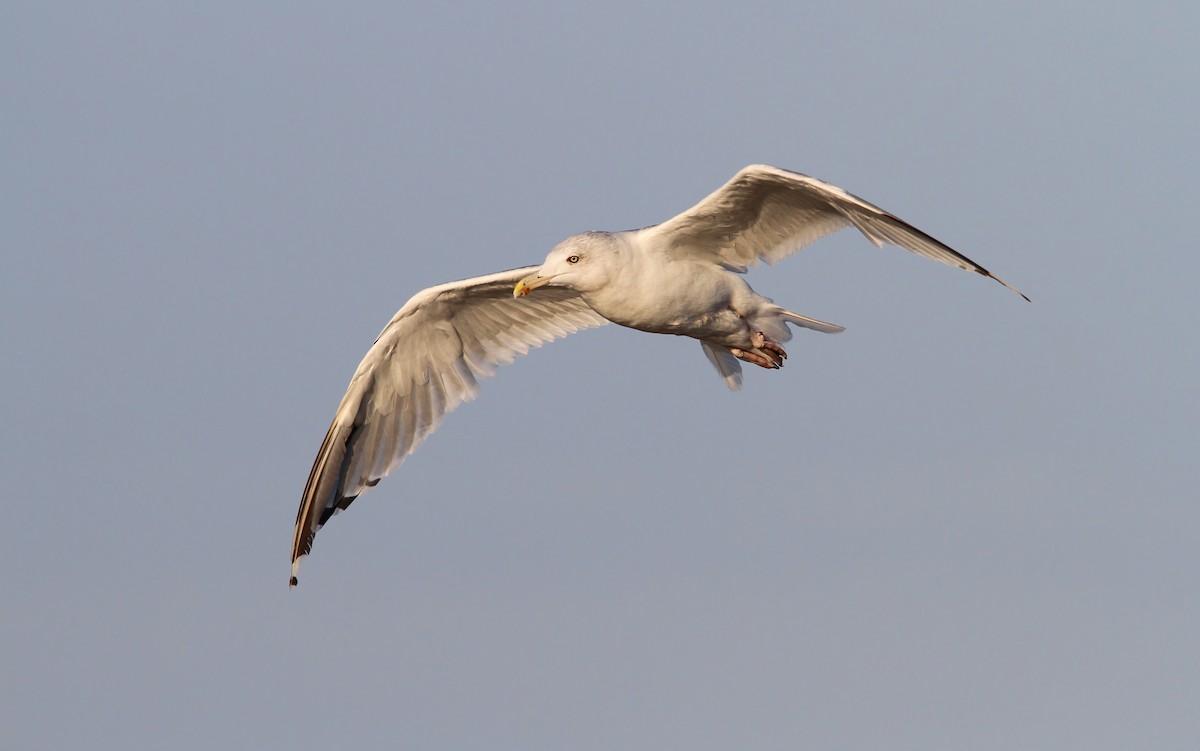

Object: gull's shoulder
[397,265,542,312]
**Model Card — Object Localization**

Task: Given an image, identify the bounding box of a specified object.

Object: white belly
[583,261,763,342]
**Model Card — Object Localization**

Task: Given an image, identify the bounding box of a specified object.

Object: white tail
[779,308,845,334]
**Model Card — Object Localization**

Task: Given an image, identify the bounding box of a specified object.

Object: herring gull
[290,164,1027,586]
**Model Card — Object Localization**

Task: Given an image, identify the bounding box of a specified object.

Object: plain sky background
[4,1,1198,749]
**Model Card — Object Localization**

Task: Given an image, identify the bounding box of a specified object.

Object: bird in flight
[290,164,1027,586]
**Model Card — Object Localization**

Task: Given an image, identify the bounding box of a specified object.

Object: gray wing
[291,266,608,585]
[638,164,1028,300]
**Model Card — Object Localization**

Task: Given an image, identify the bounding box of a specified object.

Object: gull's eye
[567,255,580,264]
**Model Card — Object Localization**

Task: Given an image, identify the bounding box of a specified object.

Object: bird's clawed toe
[732,333,788,369]
[752,332,787,364]
[730,347,775,369]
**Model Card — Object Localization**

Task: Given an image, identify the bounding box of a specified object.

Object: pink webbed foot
[731,332,788,369]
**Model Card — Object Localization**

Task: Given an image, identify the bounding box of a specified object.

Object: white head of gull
[290,164,1028,586]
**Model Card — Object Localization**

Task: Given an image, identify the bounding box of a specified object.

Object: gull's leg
[730,347,777,369]
[731,332,788,370]
[751,331,788,365]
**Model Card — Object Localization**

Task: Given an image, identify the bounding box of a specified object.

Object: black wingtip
[974,268,1030,303]
[289,575,299,588]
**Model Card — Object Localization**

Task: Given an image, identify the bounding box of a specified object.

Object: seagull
[290,164,1027,586]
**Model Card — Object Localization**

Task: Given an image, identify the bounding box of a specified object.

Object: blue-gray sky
[4,2,1198,748]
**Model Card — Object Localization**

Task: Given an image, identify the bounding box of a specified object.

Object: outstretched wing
[291,266,608,585]
[639,164,1028,300]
